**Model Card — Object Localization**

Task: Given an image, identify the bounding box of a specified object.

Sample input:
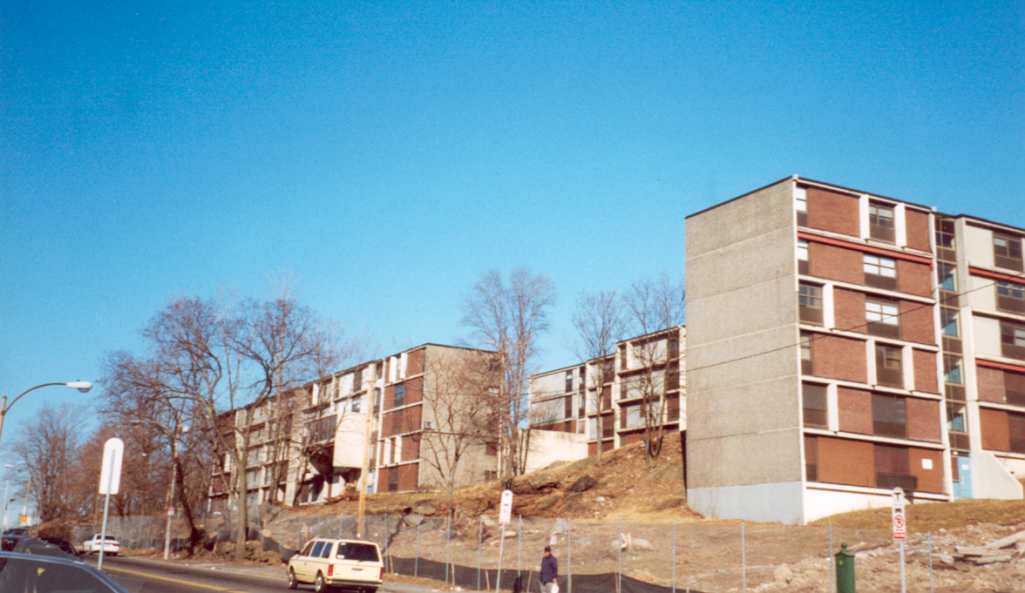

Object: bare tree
[104,295,343,560]
[418,350,498,497]
[462,269,555,478]
[623,276,684,460]
[572,290,626,459]
[14,404,87,523]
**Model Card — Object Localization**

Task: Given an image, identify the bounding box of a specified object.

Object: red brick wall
[906,398,941,442]
[838,387,873,434]
[913,350,939,394]
[899,301,935,345]
[812,335,868,382]
[385,376,424,409]
[981,408,1010,451]
[619,431,645,446]
[587,441,615,456]
[407,348,425,377]
[379,463,420,492]
[806,187,860,237]
[817,436,875,488]
[382,403,423,437]
[537,420,576,433]
[834,288,867,332]
[896,260,933,297]
[909,448,944,493]
[808,242,863,284]
[402,433,421,460]
[905,209,932,253]
[977,367,1006,403]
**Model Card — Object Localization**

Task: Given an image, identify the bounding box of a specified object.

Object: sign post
[97,438,124,570]
[496,489,513,593]
[892,487,907,593]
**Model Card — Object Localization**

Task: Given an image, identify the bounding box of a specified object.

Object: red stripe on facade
[969,266,1025,286]
[797,231,934,266]
[976,358,1025,373]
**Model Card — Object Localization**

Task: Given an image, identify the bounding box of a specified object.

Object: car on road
[0,550,131,592]
[287,538,382,593]
[81,534,120,556]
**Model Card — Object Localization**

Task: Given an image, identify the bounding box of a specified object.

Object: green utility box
[835,543,855,593]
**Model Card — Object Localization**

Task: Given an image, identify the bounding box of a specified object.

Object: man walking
[540,545,559,593]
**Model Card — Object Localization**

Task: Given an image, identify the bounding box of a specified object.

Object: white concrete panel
[525,430,588,473]
[803,488,934,523]
[339,373,354,396]
[965,225,995,268]
[965,274,997,311]
[688,481,805,524]
[971,450,1024,499]
[333,413,367,468]
[997,456,1025,481]
[972,316,1002,359]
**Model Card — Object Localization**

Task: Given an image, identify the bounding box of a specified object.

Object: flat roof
[941,212,1025,235]
[685,174,936,220]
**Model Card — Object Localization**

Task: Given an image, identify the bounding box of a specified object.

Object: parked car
[0,550,130,592]
[0,534,26,552]
[287,538,382,593]
[39,537,79,557]
[80,534,120,556]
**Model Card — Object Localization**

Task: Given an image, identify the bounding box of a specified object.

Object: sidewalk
[119,554,482,593]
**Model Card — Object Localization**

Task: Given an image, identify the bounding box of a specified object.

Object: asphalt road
[100,557,397,593]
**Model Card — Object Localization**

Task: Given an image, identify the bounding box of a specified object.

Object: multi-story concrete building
[208,343,500,510]
[685,175,1024,524]
[529,325,686,457]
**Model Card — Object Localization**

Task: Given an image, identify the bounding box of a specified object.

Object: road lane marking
[104,565,250,592]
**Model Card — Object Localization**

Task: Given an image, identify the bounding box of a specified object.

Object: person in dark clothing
[540,545,559,593]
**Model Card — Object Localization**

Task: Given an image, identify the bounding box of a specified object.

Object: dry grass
[814,498,1025,533]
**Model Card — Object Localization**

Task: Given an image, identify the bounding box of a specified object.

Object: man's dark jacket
[541,555,558,584]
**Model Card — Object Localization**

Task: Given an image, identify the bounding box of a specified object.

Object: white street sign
[891,488,906,541]
[98,438,124,495]
[499,489,513,526]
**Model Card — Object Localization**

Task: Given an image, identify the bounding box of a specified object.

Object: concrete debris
[986,529,1025,550]
[948,530,1025,566]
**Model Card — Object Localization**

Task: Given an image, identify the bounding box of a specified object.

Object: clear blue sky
[2,1,1024,480]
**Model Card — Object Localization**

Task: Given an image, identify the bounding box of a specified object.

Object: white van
[287,538,383,593]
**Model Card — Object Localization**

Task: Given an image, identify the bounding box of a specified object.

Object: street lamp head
[65,381,92,393]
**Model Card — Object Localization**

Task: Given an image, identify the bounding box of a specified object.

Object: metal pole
[0,479,9,533]
[899,540,906,593]
[672,524,677,593]
[414,520,420,578]
[740,523,747,593]
[616,523,623,593]
[517,515,523,579]
[567,520,572,593]
[828,522,835,593]
[446,513,452,586]
[97,492,111,570]
[162,453,178,560]
[478,517,483,591]
[496,522,506,593]
[928,533,934,593]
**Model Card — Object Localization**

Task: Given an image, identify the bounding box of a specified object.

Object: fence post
[672,524,677,593]
[616,522,623,593]
[446,512,452,586]
[828,522,836,593]
[477,516,483,591]
[517,515,523,579]
[567,519,572,593]
[928,533,934,593]
[740,523,747,593]
[414,520,420,578]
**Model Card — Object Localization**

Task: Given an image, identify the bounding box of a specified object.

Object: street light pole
[0,381,92,444]
[1,464,15,533]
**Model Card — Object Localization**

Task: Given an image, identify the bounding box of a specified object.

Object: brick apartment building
[529,326,686,456]
[208,343,500,510]
[685,175,1024,524]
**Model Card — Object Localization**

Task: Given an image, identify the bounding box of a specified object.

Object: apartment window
[802,383,828,428]
[486,441,498,456]
[936,219,956,254]
[943,355,963,386]
[1009,413,1025,454]
[565,370,574,393]
[564,395,573,420]
[353,368,363,392]
[484,470,498,481]
[394,384,406,406]
[804,435,818,482]
[868,201,896,243]
[937,262,957,293]
[863,254,897,289]
[601,386,612,410]
[865,298,900,338]
[875,344,904,388]
[947,401,967,433]
[797,240,809,274]
[1006,371,1025,407]
[996,281,1025,314]
[795,186,808,226]
[351,395,362,413]
[389,436,397,464]
[800,334,813,374]
[874,444,916,492]
[1001,321,1025,360]
[872,394,907,438]
[387,470,398,492]
[799,283,823,325]
[993,232,1024,272]
[941,307,960,338]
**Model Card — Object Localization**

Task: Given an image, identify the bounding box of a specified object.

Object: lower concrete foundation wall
[971,450,1024,499]
[688,481,805,524]
[803,486,897,523]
